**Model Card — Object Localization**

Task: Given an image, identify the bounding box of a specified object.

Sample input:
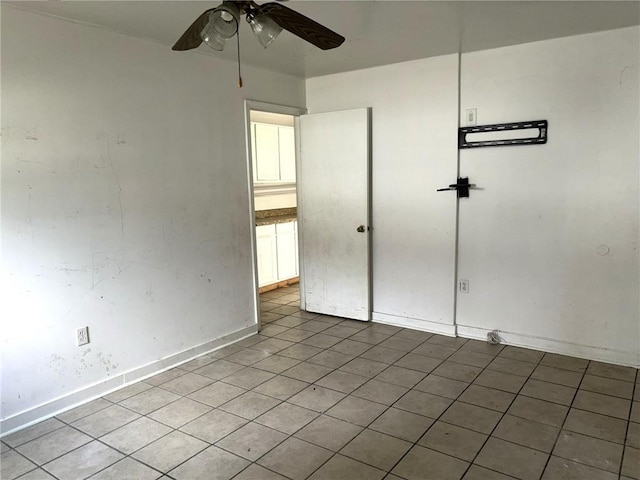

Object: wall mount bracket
[459,120,548,149]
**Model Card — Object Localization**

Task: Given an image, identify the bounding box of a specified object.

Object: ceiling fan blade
[172,8,215,51]
[259,3,345,50]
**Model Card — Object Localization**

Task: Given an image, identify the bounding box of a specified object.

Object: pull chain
[237,31,243,88]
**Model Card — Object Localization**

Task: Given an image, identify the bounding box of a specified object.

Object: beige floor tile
[349,329,392,345]
[1,450,37,480]
[89,457,162,480]
[475,437,548,480]
[473,369,526,394]
[448,350,495,368]
[540,353,588,372]
[341,428,411,471]
[1,442,9,453]
[219,391,281,420]
[216,422,287,461]
[587,362,637,383]
[360,346,406,364]
[272,316,307,327]
[564,408,627,444]
[295,414,363,451]
[308,454,385,480]
[119,387,181,415]
[520,379,576,406]
[553,430,623,473]
[395,328,433,342]
[379,336,424,352]
[531,365,583,388]
[492,414,559,452]
[330,339,373,356]
[100,416,172,454]
[211,344,245,358]
[278,343,324,360]
[408,343,457,360]
[148,397,211,428]
[541,456,619,480]
[573,390,631,419]
[414,374,468,399]
[581,374,635,399]
[194,359,249,379]
[56,398,113,424]
[307,350,355,369]
[459,340,505,357]
[301,334,343,349]
[179,409,248,444]
[432,361,483,383]
[72,404,140,437]
[462,464,514,480]
[459,385,515,412]
[179,355,216,372]
[144,368,187,387]
[169,446,250,480]
[235,335,269,348]
[158,372,214,395]
[621,446,639,479]
[392,445,469,480]
[10,468,57,480]
[221,350,272,367]
[252,338,297,354]
[628,421,640,449]
[256,402,319,434]
[498,346,544,364]
[282,362,333,383]
[296,321,332,334]
[132,431,208,472]
[187,381,246,407]
[419,421,487,461]
[631,402,640,423]
[257,437,333,480]
[369,407,434,442]
[487,356,537,377]
[221,367,276,389]
[252,355,301,374]
[426,335,469,349]
[42,441,123,480]
[104,382,153,403]
[341,358,389,378]
[253,375,309,400]
[16,426,92,465]
[440,402,503,434]
[3,418,65,448]
[287,385,346,412]
[275,328,316,343]
[507,395,568,427]
[352,379,409,405]
[260,325,290,337]
[374,365,426,388]
[326,395,387,427]
[232,464,289,480]
[394,390,452,418]
[322,325,362,338]
[393,353,442,373]
[315,370,369,394]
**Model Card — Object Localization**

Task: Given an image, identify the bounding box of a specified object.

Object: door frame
[243,100,307,331]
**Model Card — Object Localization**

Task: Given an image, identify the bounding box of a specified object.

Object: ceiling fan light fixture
[247,13,282,48]
[200,3,240,51]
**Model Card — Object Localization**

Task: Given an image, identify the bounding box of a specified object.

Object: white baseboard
[0,325,258,436]
[457,324,639,368]
[372,312,456,336]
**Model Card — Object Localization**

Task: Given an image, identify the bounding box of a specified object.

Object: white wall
[306,56,460,333]
[254,193,296,211]
[456,27,639,366]
[1,6,305,432]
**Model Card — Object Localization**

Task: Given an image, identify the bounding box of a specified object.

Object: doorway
[244,101,306,330]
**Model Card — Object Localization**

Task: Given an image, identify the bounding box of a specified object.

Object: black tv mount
[459,120,548,149]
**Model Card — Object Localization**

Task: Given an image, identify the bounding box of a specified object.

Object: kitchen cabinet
[256,220,298,287]
[252,123,296,183]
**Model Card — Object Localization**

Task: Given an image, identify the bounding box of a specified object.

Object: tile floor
[2,284,639,480]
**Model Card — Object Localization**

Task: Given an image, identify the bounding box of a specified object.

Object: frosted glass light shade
[200,3,240,51]
[248,13,282,48]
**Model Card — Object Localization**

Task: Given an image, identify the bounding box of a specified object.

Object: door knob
[437,177,476,198]
[357,225,366,233]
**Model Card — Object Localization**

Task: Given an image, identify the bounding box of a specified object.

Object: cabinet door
[278,126,296,182]
[254,124,280,182]
[256,224,278,287]
[276,221,298,280]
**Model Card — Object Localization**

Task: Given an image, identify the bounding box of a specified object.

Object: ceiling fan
[172,0,345,52]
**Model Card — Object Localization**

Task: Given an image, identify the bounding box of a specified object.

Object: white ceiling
[6,1,640,78]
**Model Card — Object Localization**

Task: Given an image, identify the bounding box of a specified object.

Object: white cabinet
[256,224,278,286]
[251,123,296,183]
[256,221,298,287]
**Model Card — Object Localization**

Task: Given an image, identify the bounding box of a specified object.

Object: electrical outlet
[459,279,469,293]
[465,108,477,126]
[77,327,90,346]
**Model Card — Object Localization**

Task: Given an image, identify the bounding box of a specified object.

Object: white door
[299,109,371,321]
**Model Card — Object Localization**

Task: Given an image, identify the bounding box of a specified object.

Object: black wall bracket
[459,120,548,149]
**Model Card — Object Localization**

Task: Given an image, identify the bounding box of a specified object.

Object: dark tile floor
[2,285,639,479]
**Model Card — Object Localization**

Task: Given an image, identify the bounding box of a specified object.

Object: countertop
[255,208,297,226]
